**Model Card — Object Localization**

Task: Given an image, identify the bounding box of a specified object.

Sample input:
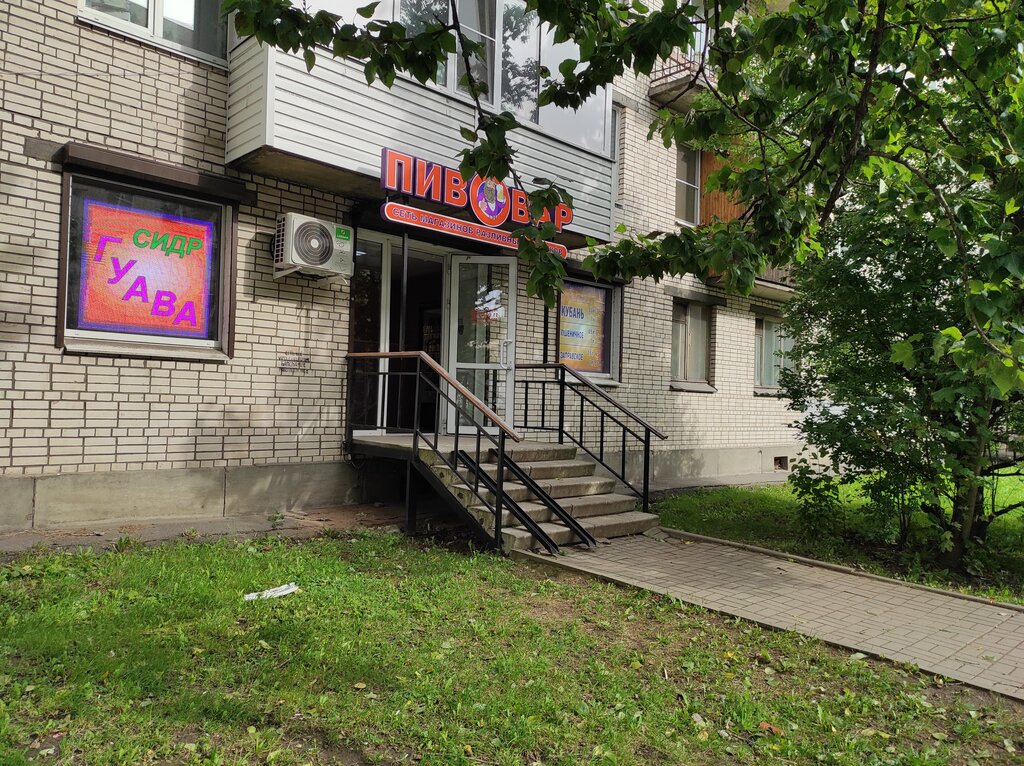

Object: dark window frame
[555,276,621,380]
[56,144,245,361]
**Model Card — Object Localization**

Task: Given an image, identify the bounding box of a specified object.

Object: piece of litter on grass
[244,582,299,601]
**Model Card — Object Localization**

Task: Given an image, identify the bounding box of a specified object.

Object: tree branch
[819,0,888,225]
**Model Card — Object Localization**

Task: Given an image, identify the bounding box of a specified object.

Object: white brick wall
[0,0,353,477]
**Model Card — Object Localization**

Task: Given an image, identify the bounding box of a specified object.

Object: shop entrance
[348,232,517,435]
[448,256,517,434]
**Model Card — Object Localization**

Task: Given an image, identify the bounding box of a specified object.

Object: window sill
[580,376,620,389]
[753,386,786,397]
[77,11,229,70]
[63,337,230,362]
[670,381,716,393]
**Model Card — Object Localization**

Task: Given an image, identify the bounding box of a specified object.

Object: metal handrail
[346,351,568,553]
[349,351,523,442]
[516,363,668,440]
[515,363,668,513]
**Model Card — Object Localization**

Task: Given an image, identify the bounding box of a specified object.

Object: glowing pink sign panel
[78,200,215,339]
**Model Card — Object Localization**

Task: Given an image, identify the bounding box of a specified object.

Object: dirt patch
[291,504,405,532]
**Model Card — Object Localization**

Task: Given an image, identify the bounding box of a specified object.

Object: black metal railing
[346,352,587,553]
[515,364,668,513]
[649,22,710,86]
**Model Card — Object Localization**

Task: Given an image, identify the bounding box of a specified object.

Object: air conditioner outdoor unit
[274,213,354,278]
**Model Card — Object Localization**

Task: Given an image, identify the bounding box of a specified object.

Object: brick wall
[0,0,353,482]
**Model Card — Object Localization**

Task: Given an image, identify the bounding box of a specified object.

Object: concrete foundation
[2,461,362,532]
[597,444,802,488]
[0,477,35,533]
[225,462,360,517]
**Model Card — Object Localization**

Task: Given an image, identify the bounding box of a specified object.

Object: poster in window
[66,179,222,343]
[559,283,609,374]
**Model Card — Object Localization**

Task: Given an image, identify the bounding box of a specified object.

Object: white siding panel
[225,39,613,239]
[226,40,270,161]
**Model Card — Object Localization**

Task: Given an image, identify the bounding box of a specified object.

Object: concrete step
[444,474,617,506]
[501,511,659,551]
[477,459,596,480]
[481,443,578,463]
[469,492,639,529]
[418,443,577,468]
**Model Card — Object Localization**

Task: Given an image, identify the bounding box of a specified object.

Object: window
[80,0,227,61]
[688,2,709,58]
[676,146,700,226]
[754,316,793,389]
[610,104,624,202]
[328,0,608,152]
[457,0,498,103]
[62,175,230,358]
[501,0,541,120]
[558,280,619,378]
[671,302,710,384]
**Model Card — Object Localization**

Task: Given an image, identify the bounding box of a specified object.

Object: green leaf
[890,340,917,369]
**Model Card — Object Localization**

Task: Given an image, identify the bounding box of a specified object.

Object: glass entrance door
[447,256,517,433]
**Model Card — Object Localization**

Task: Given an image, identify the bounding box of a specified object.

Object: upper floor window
[671,301,710,384]
[676,146,700,226]
[610,104,624,206]
[688,2,708,58]
[316,0,610,154]
[80,0,227,61]
[754,316,793,389]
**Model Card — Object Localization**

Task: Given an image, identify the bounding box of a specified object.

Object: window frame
[753,314,793,392]
[57,170,237,362]
[675,145,701,227]
[610,103,624,208]
[78,0,228,67]
[395,0,613,156]
[671,300,714,390]
[555,277,622,382]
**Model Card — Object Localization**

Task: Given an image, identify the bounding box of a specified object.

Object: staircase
[346,353,668,555]
[424,441,659,551]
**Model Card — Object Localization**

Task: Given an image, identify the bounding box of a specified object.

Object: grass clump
[0,531,1022,764]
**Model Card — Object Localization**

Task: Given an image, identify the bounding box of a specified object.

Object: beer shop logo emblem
[468,176,509,227]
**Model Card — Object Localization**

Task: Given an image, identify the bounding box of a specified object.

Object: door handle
[499,339,513,370]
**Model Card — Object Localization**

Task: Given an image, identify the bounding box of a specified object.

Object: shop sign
[77,200,215,338]
[559,282,608,373]
[380,148,574,247]
[381,202,568,258]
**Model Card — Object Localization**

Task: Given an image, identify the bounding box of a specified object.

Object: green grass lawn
[655,481,1024,605]
[1,532,1023,765]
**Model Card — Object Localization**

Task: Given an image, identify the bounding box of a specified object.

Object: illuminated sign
[379,148,574,245]
[77,199,215,339]
[559,282,609,374]
[381,202,568,258]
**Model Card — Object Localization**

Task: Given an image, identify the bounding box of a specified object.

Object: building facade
[0,0,797,533]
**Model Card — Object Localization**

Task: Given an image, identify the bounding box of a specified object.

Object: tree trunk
[941,487,979,572]
[939,395,994,572]
[970,486,990,544]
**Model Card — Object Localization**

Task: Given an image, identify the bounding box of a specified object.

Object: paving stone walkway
[521,534,1024,701]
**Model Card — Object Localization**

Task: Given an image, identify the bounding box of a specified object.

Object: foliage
[780,197,1024,570]
[2,532,1023,764]
[655,481,1024,604]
